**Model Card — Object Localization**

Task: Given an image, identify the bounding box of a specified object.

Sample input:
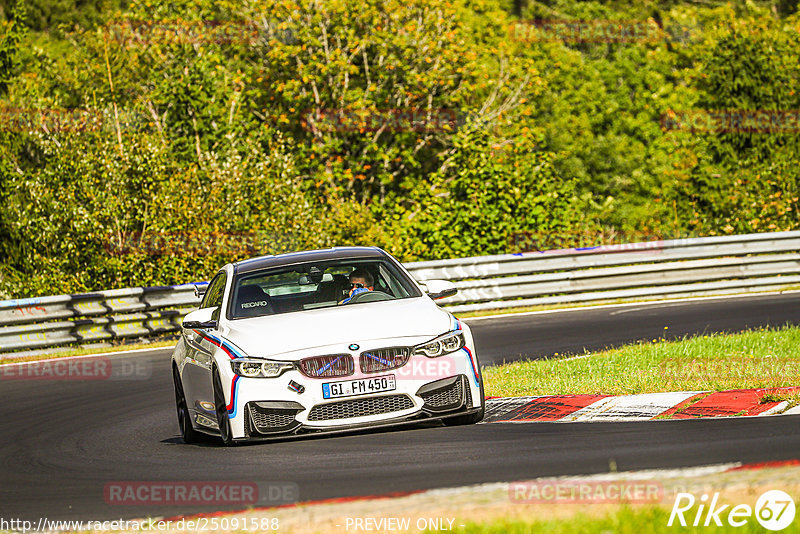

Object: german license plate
[322,374,396,399]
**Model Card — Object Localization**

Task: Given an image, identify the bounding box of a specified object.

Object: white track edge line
[0,345,176,367]
[461,290,800,322]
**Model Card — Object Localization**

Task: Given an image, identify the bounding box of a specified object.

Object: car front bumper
[197,370,481,442]
[247,373,476,435]
[237,374,480,442]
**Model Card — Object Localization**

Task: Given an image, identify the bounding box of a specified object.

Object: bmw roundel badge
[349,344,359,351]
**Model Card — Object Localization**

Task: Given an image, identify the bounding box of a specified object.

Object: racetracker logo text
[395,358,461,380]
[302,108,463,133]
[0,357,151,381]
[509,19,661,43]
[0,358,111,380]
[104,481,299,506]
[509,480,663,504]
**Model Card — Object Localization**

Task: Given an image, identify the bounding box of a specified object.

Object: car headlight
[231,359,295,378]
[413,332,465,358]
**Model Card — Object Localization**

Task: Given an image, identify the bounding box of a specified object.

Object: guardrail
[410,231,800,313]
[0,285,201,353]
[1,231,799,354]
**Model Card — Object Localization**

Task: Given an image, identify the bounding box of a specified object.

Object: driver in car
[340,268,374,304]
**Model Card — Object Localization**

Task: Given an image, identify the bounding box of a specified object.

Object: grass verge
[483,325,800,398]
[438,505,800,534]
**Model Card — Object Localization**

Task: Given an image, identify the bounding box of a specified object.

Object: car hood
[219,297,455,359]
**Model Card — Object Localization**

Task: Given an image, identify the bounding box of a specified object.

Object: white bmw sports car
[171,247,484,445]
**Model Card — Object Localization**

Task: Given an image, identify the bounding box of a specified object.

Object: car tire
[173,366,203,444]
[212,366,236,446]
[444,369,485,426]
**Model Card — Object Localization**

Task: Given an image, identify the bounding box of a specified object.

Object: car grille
[359,347,410,373]
[246,403,300,434]
[299,354,354,378]
[307,394,414,421]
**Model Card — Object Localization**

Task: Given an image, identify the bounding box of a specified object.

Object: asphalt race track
[1,293,799,521]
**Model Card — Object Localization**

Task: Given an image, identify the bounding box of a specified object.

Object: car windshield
[228,258,422,319]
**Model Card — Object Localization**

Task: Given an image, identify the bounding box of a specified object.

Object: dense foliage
[0,0,798,296]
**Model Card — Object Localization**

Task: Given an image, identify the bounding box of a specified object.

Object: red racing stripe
[226,374,240,414]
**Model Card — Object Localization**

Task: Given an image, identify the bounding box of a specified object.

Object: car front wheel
[173,366,203,444]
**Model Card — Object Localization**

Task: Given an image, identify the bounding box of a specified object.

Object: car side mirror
[422,279,458,300]
[182,307,218,330]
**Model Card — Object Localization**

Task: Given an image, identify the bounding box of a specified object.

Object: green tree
[397,128,585,260]
[0,0,25,92]
[676,13,800,234]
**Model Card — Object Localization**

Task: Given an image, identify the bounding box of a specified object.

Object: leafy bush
[1,0,799,297]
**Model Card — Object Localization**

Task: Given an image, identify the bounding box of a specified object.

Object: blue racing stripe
[227,374,241,418]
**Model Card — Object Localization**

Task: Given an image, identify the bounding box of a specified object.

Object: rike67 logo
[669,490,796,531]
